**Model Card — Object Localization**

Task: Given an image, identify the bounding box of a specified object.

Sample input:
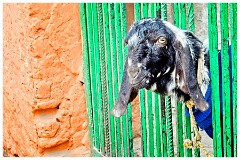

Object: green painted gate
[79,3,237,157]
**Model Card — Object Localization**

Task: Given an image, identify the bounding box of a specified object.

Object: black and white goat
[112,18,210,117]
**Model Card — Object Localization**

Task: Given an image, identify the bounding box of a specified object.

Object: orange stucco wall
[3,3,90,156]
[3,3,142,157]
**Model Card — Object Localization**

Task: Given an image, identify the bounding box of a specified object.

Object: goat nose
[127,67,140,79]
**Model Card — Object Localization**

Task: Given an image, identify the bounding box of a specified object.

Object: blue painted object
[186,85,213,138]
[186,46,233,139]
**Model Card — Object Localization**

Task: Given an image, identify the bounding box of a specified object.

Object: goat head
[112,18,210,117]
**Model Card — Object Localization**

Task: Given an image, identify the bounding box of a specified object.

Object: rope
[184,99,213,157]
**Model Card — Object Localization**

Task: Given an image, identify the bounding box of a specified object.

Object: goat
[112,18,210,118]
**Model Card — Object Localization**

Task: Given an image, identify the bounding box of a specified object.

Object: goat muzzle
[127,65,148,88]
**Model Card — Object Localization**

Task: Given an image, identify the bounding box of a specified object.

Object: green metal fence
[208,3,238,157]
[79,3,237,157]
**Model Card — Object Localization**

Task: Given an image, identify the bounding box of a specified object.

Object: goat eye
[156,37,167,45]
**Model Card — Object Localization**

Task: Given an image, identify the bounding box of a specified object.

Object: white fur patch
[128,58,132,66]
[176,74,180,81]
[176,73,185,90]
[138,18,156,25]
[128,33,139,46]
[150,83,157,91]
[200,66,210,96]
[163,21,187,47]
[166,67,176,94]
[163,67,170,75]
[179,78,185,89]
[137,63,142,67]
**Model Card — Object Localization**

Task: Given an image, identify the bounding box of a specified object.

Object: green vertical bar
[121,3,128,61]
[179,3,186,29]
[220,3,232,157]
[154,94,162,156]
[86,3,100,150]
[151,93,157,156]
[161,3,167,21]
[165,96,174,157]
[109,3,121,156]
[156,3,161,18]
[97,3,107,154]
[115,3,124,80]
[100,3,115,156]
[149,3,156,17]
[230,3,237,157]
[108,3,117,157]
[92,3,105,153]
[179,3,192,157]
[173,3,184,157]
[140,3,150,157]
[134,3,148,157]
[118,3,129,157]
[120,3,134,156]
[150,4,162,157]
[176,102,184,157]
[126,103,134,156]
[146,90,154,157]
[79,3,94,151]
[208,3,223,157]
[187,3,200,157]
[103,3,116,156]
[183,104,192,157]
[144,4,155,157]
[140,90,147,157]
[134,3,141,21]
[160,3,170,157]
[127,103,134,156]
[114,3,124,157]
[173,3,179,27]
[187,3,195,32]
[141,3,148,18]
[161,3,174,157]
[160,96,167,157]
[121,3,133,157]
[155,4,162,156]
[148,4,157,156]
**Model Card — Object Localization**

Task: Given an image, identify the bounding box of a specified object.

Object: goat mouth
[128,70,149,89]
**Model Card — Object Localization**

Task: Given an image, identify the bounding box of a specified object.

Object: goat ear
[173,39,209,112]
[111,58,138,117]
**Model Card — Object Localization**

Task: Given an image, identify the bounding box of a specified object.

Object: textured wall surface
[3,3,90,157]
